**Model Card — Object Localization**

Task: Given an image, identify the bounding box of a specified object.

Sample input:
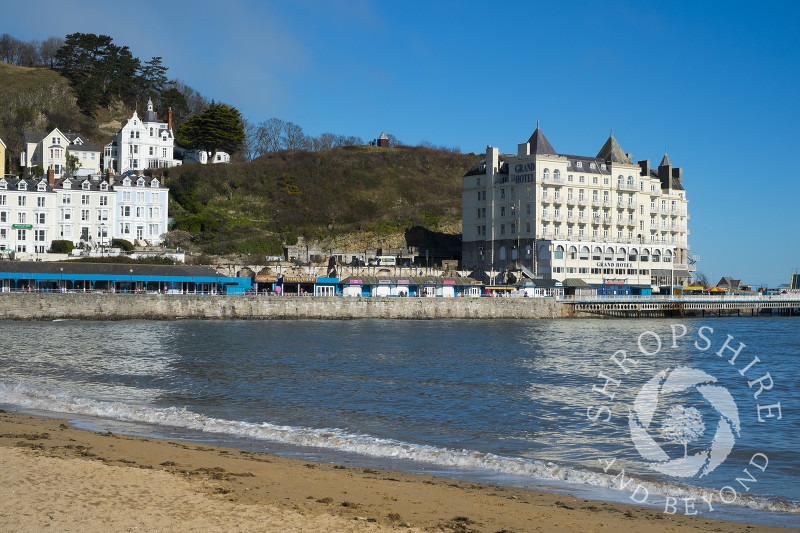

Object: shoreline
[0,410,792,532]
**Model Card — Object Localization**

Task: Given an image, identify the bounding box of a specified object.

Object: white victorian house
[104,99,181,174]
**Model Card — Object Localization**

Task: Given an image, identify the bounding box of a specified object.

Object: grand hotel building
[461,127,693,289]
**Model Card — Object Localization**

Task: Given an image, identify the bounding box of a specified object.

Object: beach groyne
[0,293,569,320]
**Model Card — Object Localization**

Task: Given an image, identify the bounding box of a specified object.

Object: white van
[369,255,396,266]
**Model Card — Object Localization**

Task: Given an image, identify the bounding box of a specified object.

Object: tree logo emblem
[628,366,741,478]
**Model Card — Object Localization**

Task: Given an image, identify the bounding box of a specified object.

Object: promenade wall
[0,293,570,320]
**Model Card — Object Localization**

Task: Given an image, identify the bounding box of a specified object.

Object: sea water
[0,317,797,527]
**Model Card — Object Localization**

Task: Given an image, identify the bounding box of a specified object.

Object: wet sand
[0,410,790,532]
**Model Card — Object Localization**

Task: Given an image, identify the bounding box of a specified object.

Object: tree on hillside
[54,33,142,114]
[176,102,245,162]
[39,36,64,68]
[140,56,169,106]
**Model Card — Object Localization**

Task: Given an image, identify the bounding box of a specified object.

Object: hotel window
[592,177,598,185]
[37,196,45,207]
[17,229,26,241]
[0,212,5,222]
[123,191,131,201]
[36,213,46,224]
[481,208,486,218]
[100,196,108,206]
[149,224,159,235]
[0,194,5,205]
[568,175,573,182]
[500,188,505,199]
[136,207,144,218]
[35,230,46,242]
[0,228,5,239]
[17,213,26,224]
[62,194,71,204]
[121,206,131,217]
[162,148,167,157]
[579,176,585,183]
[477,208,481,219]
[526,222,531,233]
[477,192,481,201]
[500,224,505,235]
[149,147,154,155]
[81,194,90,205]
[81,209,89,221]
[500,206,505,217]
[576,161,582,169]
[526,204,531,216]
[18,196,26,207]
[604,178,609,185]
[150,128,154,137]
[511,223,516,235]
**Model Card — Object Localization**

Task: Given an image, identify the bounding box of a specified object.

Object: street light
[130,268,133,293]
[60,267,63,293]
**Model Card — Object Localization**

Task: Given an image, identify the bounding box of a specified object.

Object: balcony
[627,202,638,210]
[592,215,601,224]
[566,196,576,205]
[542,176,565,185]
[618,183,638,192]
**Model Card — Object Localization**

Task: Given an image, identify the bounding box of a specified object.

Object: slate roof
[660,152,672,167]
[0,262,222,278]
[24,131,48,144]
[596,132,631,163]
[463,154,512,177]
[526,126,557,155]
[562,278,591,287]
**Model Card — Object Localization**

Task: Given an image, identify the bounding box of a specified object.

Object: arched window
[592,247,602,260]
[553,169,560,181]
[580,246,590,260]
[604,247,614,260]
[511,246,518,260]
[629,247,638,261]
[543,168,550,181]
[568,245,577,259]
[618,175,624,187]
[499,246,506,261]
[627,175,634,187]
[616,247,626,261]
[664,249,673,262]
[641,248,650,262]
[652,249,661,262]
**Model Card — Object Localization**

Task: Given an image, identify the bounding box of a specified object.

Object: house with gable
[20,127,70,178]
[104,99,181,174]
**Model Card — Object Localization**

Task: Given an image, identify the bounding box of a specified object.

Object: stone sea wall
[0,293,571,320]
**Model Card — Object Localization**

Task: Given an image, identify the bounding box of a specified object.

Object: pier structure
[567,294,800,317]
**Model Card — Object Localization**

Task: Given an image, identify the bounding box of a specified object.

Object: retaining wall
[0,293,570,320]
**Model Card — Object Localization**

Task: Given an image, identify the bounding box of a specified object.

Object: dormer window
[37,182,47,191]
[100,182,108,191]
[137,178,145,187]
[18,181,27,191]
[590,162,596,169]
[82,181,90,190]
[150,178,159,187]
[0,179,6,190]
[123,177,132,186]
[600,164,606,170]
[576,161,582,169]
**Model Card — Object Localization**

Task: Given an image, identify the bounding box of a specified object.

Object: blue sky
[6,0,800,286]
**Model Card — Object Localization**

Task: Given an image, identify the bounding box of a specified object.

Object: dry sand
[0,410,791,532]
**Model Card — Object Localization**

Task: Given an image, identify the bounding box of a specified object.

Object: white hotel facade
[462,127,693,289]
[0,169,169,256]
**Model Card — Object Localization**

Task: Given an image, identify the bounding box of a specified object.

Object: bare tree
[17,41,39,67]
[257,117,285,153]
[660,405,705,458]
[0,33,22,64]
[282,121,308,150]
[693,271,710,288]
[38,36,64,68]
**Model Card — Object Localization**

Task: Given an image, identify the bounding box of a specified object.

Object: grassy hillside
[0,62,129,170]
[0,62,477,256]
[164,145,478,256]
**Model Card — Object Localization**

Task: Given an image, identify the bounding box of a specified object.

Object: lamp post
[60,267,63,293]
[130,268,133,293]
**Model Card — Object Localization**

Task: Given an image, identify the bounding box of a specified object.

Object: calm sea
[0,317,797,527]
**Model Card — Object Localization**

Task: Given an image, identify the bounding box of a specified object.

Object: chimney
[638,160,650,176]
[168,107,173,130]
[47,165,55,186]
[106,167,115,186]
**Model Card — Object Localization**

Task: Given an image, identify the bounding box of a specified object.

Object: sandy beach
[0,410,791,532]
